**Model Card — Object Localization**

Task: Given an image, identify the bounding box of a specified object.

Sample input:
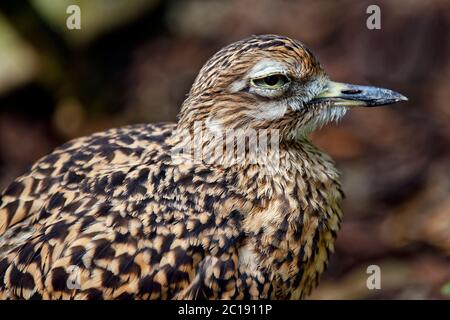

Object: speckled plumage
[0,35,348,299]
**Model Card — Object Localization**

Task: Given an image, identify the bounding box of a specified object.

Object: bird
[0,34,407,300]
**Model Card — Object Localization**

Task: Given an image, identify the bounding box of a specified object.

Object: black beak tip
[374,90,408,106]
[397,93,408,102]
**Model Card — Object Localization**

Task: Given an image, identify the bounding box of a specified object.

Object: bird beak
[312,80,408,107]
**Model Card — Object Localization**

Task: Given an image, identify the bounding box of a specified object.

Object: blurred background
[0,0,448,299]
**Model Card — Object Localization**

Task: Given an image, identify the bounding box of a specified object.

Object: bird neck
[170,117,317,175]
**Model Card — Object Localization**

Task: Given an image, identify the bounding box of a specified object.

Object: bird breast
[236,140,343,298]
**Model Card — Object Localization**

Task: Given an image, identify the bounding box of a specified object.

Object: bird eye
[251,74,290,89]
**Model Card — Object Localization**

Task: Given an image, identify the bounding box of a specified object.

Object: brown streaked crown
[190,34,324,96]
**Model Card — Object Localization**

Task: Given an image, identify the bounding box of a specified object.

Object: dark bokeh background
[0,0,448,299]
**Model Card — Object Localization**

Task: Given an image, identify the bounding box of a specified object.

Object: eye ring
[251,74,290,89]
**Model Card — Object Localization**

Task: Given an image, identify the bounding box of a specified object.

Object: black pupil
[264,75,280,86]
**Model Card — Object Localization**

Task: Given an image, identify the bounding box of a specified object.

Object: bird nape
[0,35,407,300]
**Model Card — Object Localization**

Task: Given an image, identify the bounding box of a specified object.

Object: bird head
[178,34,407,140]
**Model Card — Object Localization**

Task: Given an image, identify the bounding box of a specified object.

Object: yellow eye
[251,74,290,89]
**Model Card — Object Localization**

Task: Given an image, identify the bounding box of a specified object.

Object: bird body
[0,35,406,299]
[0,123,341,299]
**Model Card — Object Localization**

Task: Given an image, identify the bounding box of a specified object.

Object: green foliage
[441,282,450,297]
